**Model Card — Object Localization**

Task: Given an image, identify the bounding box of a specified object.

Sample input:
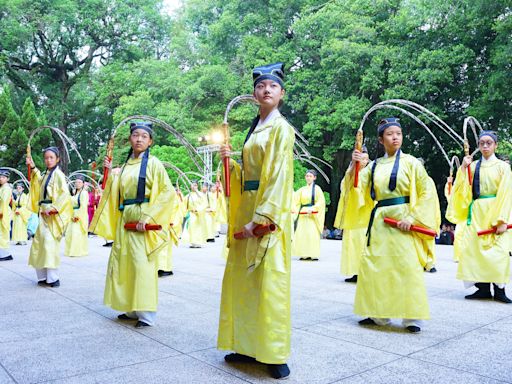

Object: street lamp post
[197,132,223,183]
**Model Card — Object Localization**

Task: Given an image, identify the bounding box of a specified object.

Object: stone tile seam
[0,360,19,384]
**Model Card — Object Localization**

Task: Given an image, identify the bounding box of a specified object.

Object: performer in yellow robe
[215,183,228,230]
[27,147,73,287]
[64,175,89,257]
[346,118,439,333]
[12,183,31,245]
[334,148,370,282]
[446,131,512,303]
[203,183,217,242]
[91,122,175,327]
[292,170,326,260]
[0,169,13,261]
[157,190,182,277]
[182,182,208,248]
[218,62,293,379]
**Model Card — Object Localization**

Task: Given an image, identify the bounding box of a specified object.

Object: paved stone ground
[1,236,511,384]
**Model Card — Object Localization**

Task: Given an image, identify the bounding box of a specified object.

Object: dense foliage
[1,0,510,224]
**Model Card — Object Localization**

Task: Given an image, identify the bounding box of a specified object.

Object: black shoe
[345,275,358,283]
[493,284,512,304]
[0,255,13,261]
[206,238,215,243]
[37,280,46,286]
[465,283,492,300]
[103,242,113,247]
[358,318,376,325]
[268,364,290,379]
[135,321,150,328]
[158,270,174,277]
[311,258,319,261]
[46,280,60,287]
[428,267,437,273]
[224,353,257,363]
[118,314,135,321]
[406,325,421,333]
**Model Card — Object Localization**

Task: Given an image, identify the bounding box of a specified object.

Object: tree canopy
[0,0,510,225]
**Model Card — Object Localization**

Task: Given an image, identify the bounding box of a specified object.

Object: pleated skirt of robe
[64,221,89,257]
[104,205,159,312]
[292,215,320,259]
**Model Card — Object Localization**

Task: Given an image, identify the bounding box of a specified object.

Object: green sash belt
[39,199,52,205]
[119,197,150,211]
[467,194,496,225]
[366,196,410,246]
[243,180,260,191]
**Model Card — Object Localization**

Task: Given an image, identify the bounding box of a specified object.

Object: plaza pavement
[0,236,511,384]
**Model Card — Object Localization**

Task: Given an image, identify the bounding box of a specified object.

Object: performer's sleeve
[343,163,373,229]
[28,168,42,213]
[405,162,440,238]
[446,166,472,224]
[313,185,326,234]
[141,160,174,226]
[491,163,512,226]
[252,121,295,228]
[90,173,120,240]
[0,188,10,233]
[78,192,89,234]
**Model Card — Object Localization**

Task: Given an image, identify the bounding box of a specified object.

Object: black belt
[243,180,260,191]
[39,199,52,205]
[119,197,149,211]
[366,196,410,246]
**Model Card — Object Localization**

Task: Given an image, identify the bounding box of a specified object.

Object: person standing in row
[26,147,73,287]
[0,169,13,261]
[65,175,89,257]
[334,148,370,282]
[183,181,208,248]
[91,122,175,328]
[218,62,294,379]
[292,170,325,261]
[12,182,31,246]
[446,131,512,303]
[347,118,439,333]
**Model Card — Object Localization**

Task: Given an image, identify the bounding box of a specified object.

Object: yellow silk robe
[64,190,89,257]
[292,184,325,259]
[12,192,30,242]
[0,184,12,249]
[157,192,182,272]
[91,155,175,312]
[419,177,441,270]
[182,191,208,245]
[218,112,294,365]
[28,168,73,269]
[344,153,439,320]
[205,191,217,239]
[446,158,512,284]
[334,168,372,276]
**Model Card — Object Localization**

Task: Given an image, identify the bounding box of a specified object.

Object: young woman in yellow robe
[12,183,31,245]
[91,122,175,327]
[334,150,370,282]
[26,148,73,287]
[0,169,13,261]
[446,131,512,303]
[292,170,325,260]
[64,176,89,257]
[182,182,208,248]
[347,118,439,333]
[218,62,294,379]
[202,183,217,242]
